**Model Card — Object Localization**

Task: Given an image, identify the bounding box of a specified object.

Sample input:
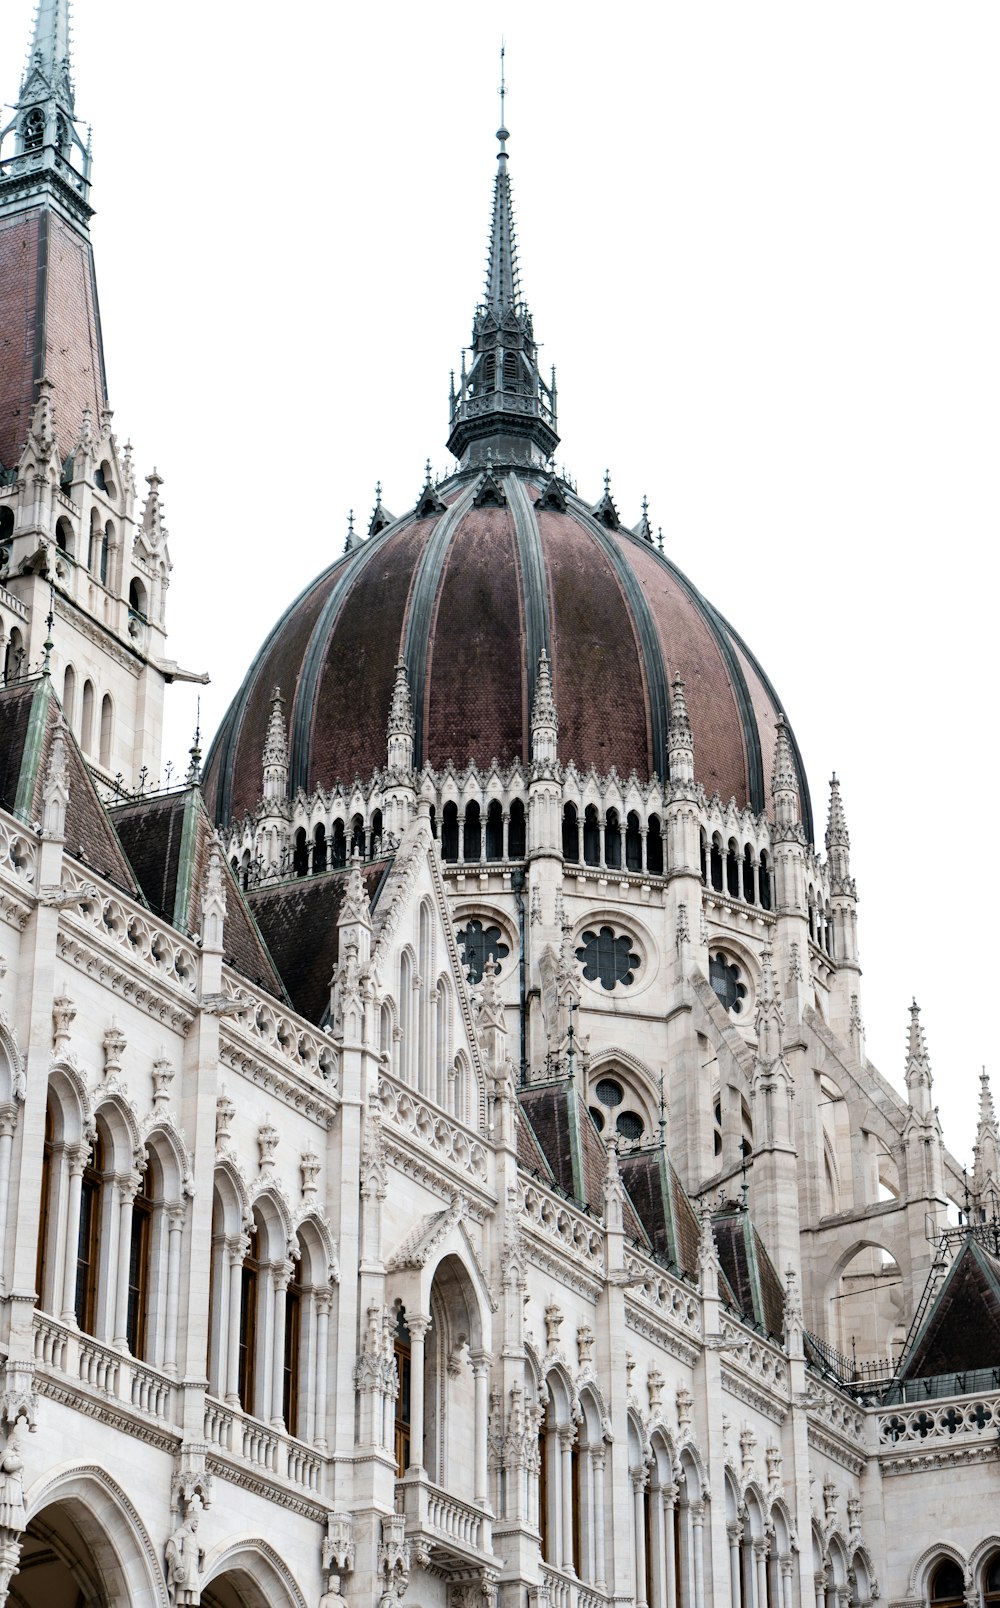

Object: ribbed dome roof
[203,469,812,840]
[204,115,811,838]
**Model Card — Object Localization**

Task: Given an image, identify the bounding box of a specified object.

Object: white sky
[3,1,996,1169]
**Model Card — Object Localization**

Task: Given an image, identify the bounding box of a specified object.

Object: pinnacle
[263,686,289,770]
[771,714,798,801]
[387,659,414,737]
[826,772,850,849]
[530,647,557,730]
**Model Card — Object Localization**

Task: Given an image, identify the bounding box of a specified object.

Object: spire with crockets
[447,51,559,471]
[0,0,92,224]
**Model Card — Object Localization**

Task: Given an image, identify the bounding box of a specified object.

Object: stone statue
[165,1496,204,1605]
[319,1573,350,1608]
[0,1423,25,1534]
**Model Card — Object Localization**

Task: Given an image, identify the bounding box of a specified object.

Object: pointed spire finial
[755,942,785,1066]
[826,773,849,848]
[904,998,934,1113]
[974,1067,1000,1196]
[42,708,69,838]
[770,713,801,836]
[186,698,202,786]
[387,659,415,772]
[42,582,55,675]
[668,673,695,783]
[262,686,289,805]
[530,646,558,764]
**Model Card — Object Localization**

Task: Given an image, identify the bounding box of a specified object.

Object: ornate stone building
[0,6,997,1608]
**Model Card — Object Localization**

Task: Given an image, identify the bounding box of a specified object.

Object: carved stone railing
[203,1395,324,1492]
[33,1310,177,1425]
[520,1180,605,1274]
[0,819,35,890]
[720,1315,788,1393]
[807,1381,867,1448]
[380,1075,489,1184]
[396,1471,491,1559]
[221,970,339,1088]
[877,1393,1000,1448]
[64,872,198,996]
[541,1562,576,1607]
[624,1252,701,1337]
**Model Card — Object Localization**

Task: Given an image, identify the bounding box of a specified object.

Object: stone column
[0,1104,19,1284]
[225,1233,247,1407]
[663,1485,677,1608]
[755,1540,769,1608]
[728,1523,743,1608]
[691,1500,706,1608]
[162,1203,185,1376]
[112,1172,140,1350]
[815,1573,827,1608]
[633,1469,649,1606]
[502,812,510,860]
[560,1430,575,1571]
[407,1314,430,1475]
[60,1143,88,1323]
[592,1448,607,1588]
[313,1290,331,1452]
[780,1558,794,1608]
[270,1260,292,1428]
[471,1353,491,1507]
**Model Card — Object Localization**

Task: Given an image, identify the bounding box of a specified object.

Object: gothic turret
[825,772,861,1045]
[973,1068,1000,1201]
[446,79,558,470]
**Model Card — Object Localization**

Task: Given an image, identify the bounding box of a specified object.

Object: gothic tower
[0,0,201,789]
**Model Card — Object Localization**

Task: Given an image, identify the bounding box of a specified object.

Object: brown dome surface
[203,468,813,841]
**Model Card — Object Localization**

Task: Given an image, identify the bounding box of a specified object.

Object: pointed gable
[0,677,139,896]
[897,1237,1000,1382]
[113,788,287,999]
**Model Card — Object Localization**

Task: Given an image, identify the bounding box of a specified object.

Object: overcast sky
[3,2,996,1169]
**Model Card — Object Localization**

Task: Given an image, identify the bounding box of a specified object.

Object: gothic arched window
[605,808,622,870]
[237,1225,261,1415]
[583,806,600,866]
[76,1128,106,1335]
[647,814,663,875]
[625,811,642,872]
[463,801,482,862]
[485,800,503,860]
[929,1560,965,1608]
[508,798,526,859]
[562,803,579,863]
[442,802,459,863]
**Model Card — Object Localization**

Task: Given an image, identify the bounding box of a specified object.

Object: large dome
[203,468,811,839]
[204,117,811,838]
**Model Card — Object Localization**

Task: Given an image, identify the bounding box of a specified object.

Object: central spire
[0,0,92,220]
[447,58,559,471]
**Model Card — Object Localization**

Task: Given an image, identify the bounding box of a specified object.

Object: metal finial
[187,697,202,785]
[42,582,55,675]
[425,458,432,485]
[658,1071,667,1149]
[499,41,507,132]
[604,468,611,494]
[375,481,381,501]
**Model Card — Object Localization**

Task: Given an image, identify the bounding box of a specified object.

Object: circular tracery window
[709,951,747,1015]
[616,1111,644,1142]
[576,926,640,991]
[595,1078,624,1108]
[457,919,510,984]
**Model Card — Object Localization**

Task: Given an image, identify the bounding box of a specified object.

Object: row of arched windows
[34,1082,332,1446]
[434,798,527,863]
[807,884,834,957]
[289,812,385,881]
[930,1554,1000,1608]
[62,663,113,767]
[702,832,772,910]
[562,804,664,874]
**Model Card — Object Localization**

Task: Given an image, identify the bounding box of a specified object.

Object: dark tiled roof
[713,1212,785,1340]
[207,475,813,842]
[899,1239,1000,1380]
[0,678,139,897]
[113,789,286,999]
[247,862,388,1025]
[517,1081,647,1243]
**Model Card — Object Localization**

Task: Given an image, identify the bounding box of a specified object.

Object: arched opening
[99,522,112,585]
[369,808,383,856]
[99,693,112,768]
[97,460,117,500]
[292,827,308,878]
[62,664,76,728]
[647,813,663,875]
[350,813,365,857]
[726,839,740,898]
[312,823,327,873]
[81,680,95,755]
[759,850,771,910]
[237,1218,262,1414]
[22,107,45,152]
[4,626,25,683]
[625,811,642,872]
[485,800,504,860]
[743,844,756,903]
[929,1559,965,1608]
[583,805,600,866]
[128,577,147,616]
[463,800,482,862]
[710,834,723,892]
[562,802,580,862]
[828,1243,904,1367]
[422,1255,484,1494]
[509,797,526,858]
[393,1303,412,1476]
[55,515,74,557]
[15,1495,141,1607]
[442,801,459,863]
[605,808,622,870]
[983,1553,1000,1608]
[331,818,346,868]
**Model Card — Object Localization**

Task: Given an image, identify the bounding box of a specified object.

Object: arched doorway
[15,1477,161,1608]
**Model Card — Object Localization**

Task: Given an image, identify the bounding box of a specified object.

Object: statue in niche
[165,1495,205,1605]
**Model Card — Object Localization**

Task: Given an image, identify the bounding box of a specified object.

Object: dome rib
[289,513,418,794]
[715,610,814,841]
[567,496,670,780]
[506,475,552,708]
[401,483,478,765]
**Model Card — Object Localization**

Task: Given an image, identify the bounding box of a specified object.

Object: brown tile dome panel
[622,539,749,806]
[203,565,342,823]
[539,509,651,780]
[306,519,435,791]
[424,506,525,769]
